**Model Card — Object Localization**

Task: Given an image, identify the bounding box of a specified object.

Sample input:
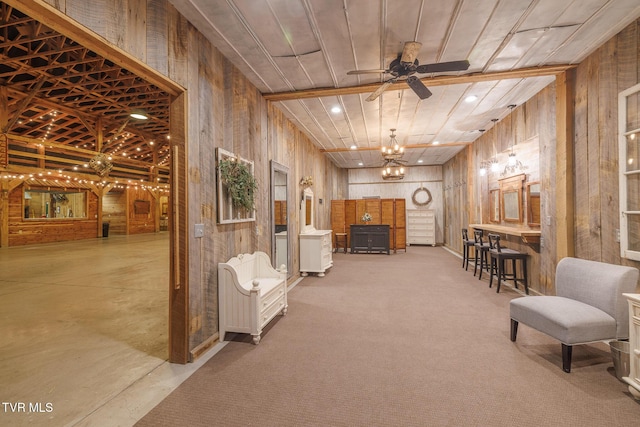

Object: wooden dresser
[300,229,333,276]
[331,198,405,252]
[350,224,390,254]
[406,209,435,246]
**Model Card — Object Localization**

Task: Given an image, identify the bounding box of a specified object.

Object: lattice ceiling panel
[0,3,171,181]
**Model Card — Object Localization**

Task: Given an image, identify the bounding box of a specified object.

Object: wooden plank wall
[347,165,444,243]
[442,146,469,256]
[103,191,127,234]
[445,18,640,295]
[443,87,554,294]
[8,183,98,245]
[128,187,155,234]
[40,0,348,357]
[573,19,640,270]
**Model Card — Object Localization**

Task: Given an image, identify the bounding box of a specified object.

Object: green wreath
[412,186,432,207]
[218,158,257,211]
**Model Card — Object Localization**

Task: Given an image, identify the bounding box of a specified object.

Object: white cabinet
[623,293,640,400]
[406,209,435,246]
[300,230,333,277]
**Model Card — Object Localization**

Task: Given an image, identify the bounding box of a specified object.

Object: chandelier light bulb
[508,152,517,166]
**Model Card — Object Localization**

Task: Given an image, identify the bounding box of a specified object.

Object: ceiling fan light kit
[347,41,470,101]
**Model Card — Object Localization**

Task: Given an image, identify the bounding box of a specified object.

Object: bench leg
[510,319,518,342]
[562,344,572,373]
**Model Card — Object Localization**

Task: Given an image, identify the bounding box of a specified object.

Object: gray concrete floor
[0,233,225,426]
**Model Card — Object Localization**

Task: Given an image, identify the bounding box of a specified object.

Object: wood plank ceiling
[0,2,171,186]
[171,0,640,169]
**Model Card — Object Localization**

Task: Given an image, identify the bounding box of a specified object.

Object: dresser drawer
[261,284,285,310]
[260,297,286,328]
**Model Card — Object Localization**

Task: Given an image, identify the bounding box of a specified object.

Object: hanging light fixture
[380,129,406,180]
[381,128,404,161]
[89,152,114,177]
[382,160,405,180]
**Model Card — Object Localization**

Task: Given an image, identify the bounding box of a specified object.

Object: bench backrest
[223,251,278,287]
[556,257,639,338]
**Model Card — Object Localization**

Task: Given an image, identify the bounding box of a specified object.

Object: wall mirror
[270,161,290,275]
[489,189,500,223]
[527,182,541,226]
[300,187,315,234]
[499,174,525,223]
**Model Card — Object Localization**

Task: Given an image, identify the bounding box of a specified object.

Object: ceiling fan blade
[400,41,422,64]
[416,60,470,74]
[347,69,389,75]
[406,76,432,99]
[366,81,394,102]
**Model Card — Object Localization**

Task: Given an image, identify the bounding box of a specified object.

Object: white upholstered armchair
[510,257,639,373]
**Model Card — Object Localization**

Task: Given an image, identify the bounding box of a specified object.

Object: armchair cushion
[510,296,616,344]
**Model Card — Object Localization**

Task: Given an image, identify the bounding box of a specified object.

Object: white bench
[218,251,287,344]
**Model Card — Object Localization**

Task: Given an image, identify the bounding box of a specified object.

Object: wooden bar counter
[469,223,541,245]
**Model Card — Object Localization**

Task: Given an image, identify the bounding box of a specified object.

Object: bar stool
[473,230,491,279]
[334,232,348,253]
[461,228,475,270]
[487,233,529,294]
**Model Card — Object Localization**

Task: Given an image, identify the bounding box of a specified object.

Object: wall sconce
[479,161,488,176]
[501,151,526,177]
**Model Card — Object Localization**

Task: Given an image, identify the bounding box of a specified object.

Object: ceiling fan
[347,41,470,101]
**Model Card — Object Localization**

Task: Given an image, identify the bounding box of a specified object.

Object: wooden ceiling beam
[320,142,472,153]
[264,64,577,102]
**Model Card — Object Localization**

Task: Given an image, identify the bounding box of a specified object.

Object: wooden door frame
[10,0,190,363]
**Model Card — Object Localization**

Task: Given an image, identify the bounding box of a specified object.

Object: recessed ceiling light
[331,106,342,114]
[358,162,363,166]
[465,95,478,103]
[350,145,357,150]
[433,140,440,145]
[418,159,423,163]
[129,109,149,120]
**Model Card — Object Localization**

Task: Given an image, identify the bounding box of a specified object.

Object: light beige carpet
[136,246,640,426]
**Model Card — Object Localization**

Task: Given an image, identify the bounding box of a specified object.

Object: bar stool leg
[462,244,467,268]
[479,250,489,280]
[474,249,479,276]
[489,255,495,288]
[496,258,505,293]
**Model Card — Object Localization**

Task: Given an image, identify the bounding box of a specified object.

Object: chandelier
[89,152,114,177]
[382,160,405,180]
[381,128,406,180]
[381,128,404,161]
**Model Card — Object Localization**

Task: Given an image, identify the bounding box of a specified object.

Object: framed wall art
[216,147,257,224]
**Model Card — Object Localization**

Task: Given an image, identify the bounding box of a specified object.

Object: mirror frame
[526,181,541,227]
[300,187,315,234]
[489,189,500,223]
[499,174,525,224]
[270,161,290,275]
